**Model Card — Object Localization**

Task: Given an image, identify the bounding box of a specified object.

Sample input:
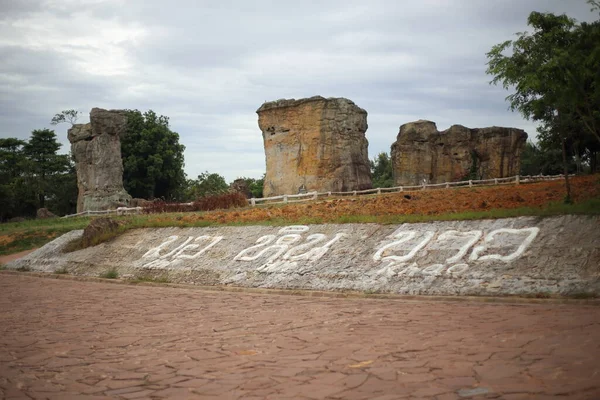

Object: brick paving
[0,274,599,399]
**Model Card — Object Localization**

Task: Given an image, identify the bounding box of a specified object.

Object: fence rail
[62,207,144,219]
[62,174,571,218]
[248,173,571,207]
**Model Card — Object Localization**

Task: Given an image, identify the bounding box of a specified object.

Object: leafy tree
[520,141,567,176]
[247,176,264,199]
[370,152,394,188]
[22,129,71,209]
[0,138,27,181]
[121,110,186,200]
[0,131,76,220]
[45,158,78,216]
[486,3,600,202]
[0,138,28,220]
[230,176,264,199]
[51,109,80,126]
[185,171,229,199]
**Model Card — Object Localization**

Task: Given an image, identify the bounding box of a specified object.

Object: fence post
[377,188,381,195]
[312,192,317,200]
[494,178,498,185]
[353,191,357,196]
[327,191,331,197]
[446,182,449,188]
[469,180,473,187]
[400,186,403,192]
[516,175,520,185]
[283,195,288,203]
[251,198,256,207]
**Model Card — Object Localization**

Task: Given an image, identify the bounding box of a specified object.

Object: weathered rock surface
[391,120,527,186]
[7,216,600,297]
[257,96,372,197]
[68,108,132,212]
[81,217,121,248]
[36,208,56,219]
[230,179,252,198]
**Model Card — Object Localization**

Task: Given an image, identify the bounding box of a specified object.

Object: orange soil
[165,175,599,225]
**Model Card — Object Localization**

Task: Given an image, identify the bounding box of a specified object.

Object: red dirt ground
[168,175,599,225]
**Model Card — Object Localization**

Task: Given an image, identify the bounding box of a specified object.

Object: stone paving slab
[1,275,600,399]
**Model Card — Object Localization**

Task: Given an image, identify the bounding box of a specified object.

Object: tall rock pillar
[257,96,372,197]
[68,108,132,212]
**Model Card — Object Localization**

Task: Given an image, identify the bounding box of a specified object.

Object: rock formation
[230,179,252,198]
[257,96,372,197]
[68,108,132,212]
[391,120,527,186]
[36,208,56,219]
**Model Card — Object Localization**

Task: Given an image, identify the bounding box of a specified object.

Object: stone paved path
[1,274,599,400]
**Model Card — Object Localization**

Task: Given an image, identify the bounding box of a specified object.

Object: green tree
[370,152,394,188]
[45,157,78,216]
[0,132,76,220]
[0,138,28,220]
[486,3,600,202]
[520,141,567,176]
[121,110,186,200]
[0,138,27,181]
[231,176,264,199]
[50,109,80,126]
[22,129,71,209]
[247,176,264,199]
[185,171,229,199]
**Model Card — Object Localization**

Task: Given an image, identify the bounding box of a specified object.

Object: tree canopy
[486,2,600,200]
[370,152,394,188]
[486,6,599,144]
[50,110,80,126]
[0,130,76,220]
[121,110,187,201]
[185,171,229,199]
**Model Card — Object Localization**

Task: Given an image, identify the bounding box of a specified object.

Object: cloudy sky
[0,0,595,182]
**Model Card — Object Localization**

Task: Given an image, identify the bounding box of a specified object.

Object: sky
[0,0,596,182]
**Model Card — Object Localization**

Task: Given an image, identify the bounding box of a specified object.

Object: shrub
[192,191,248,211]
[100,268,118,279]
[143,192,248,214]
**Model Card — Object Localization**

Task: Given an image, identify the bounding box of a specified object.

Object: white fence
[248,173,571,206]
[62,206,145,219]
[62,174,570,218]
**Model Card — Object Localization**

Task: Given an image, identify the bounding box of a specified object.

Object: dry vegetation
[146,175,600,225]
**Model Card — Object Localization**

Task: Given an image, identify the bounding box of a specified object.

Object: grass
[131,275,171,284]
[99,268,119,279]
[63,225,127,253]
[568,292,598,299]
[1,193,599,256]
[69,197,600,250]
[0,217,91,256]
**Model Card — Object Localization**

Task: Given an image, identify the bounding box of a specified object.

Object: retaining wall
[6,215,599,296]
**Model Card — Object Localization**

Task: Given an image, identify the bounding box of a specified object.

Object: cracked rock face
[257,96,372,197]
[391,120,527,186]
[68,108,132,212]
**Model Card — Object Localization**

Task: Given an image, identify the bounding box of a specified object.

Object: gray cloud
[0,0,596,181]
